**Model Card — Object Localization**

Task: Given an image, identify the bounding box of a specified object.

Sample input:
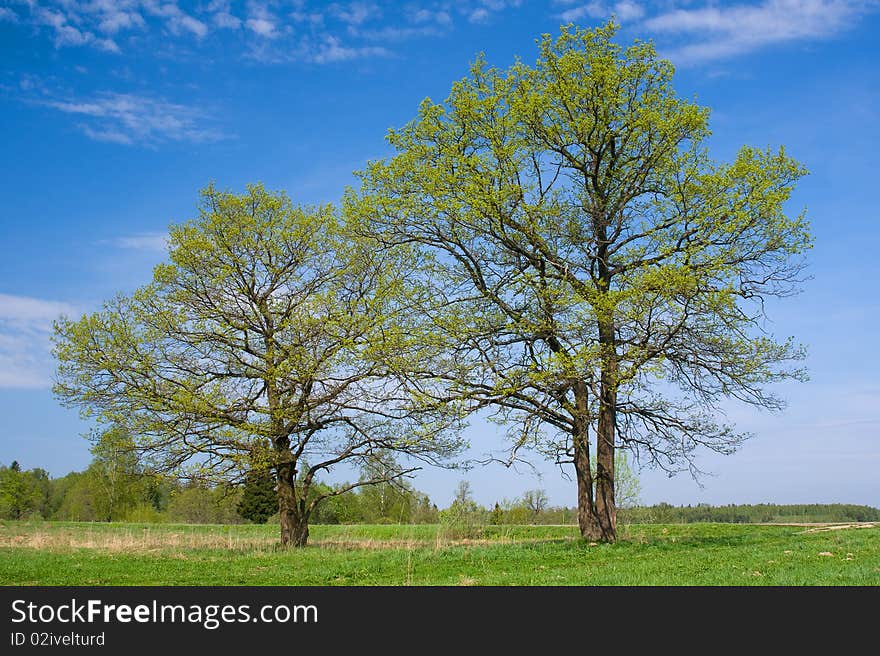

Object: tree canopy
[53,183,463,546]
[350,22,811,541]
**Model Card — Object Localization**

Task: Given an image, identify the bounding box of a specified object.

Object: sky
[1,0,878,509]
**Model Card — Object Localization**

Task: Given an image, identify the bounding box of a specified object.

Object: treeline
[619,503,880,524]
[0,460,440,525]
[0,459,573,526]
[3,461,877,526]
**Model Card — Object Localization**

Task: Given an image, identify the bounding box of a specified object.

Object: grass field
[2,520,878,585]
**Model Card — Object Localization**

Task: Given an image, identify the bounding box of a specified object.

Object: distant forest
[2,459,877,526]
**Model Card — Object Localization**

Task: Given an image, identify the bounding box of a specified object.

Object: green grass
[1,520,878,585]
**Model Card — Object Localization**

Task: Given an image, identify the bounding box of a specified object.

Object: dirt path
[743,522,878,532]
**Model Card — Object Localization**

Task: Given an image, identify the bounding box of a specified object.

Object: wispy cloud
[142,1,208,38]
[0,7,20,23]
[557,0,644,23]
[34,6,121,52]
[0,295,76,326]
[0,294,78,390]
[213,11,242,29]
[207,0,241,29]
[354,25,444,41]
[22,0,849,71]
[644,0,872,65]
[557,1,605,22]
[40,92,227,146]
[105,233,169,253]
[406,7,452,25]
[330,2,382,26]
[5,0,208,52]
[467,8,491,23]
[304,36,391,64]
[465,0,523,23]
[245,1,280,38]
[91,1,146,35]
[0,0,525,65]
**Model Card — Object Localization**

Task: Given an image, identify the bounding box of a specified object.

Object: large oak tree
[351,23,811,541]
[54,184,462,546]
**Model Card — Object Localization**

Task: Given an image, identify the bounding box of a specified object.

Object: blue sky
[1,0,878,508]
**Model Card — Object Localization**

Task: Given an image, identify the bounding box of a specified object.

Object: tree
[522,489,548,517]
[88,425,142,522]
[352,22,811,541]
[490,501,503,525]
[53,472,99,521]
[237,466,277,524]
[167,484,243,524]
[54,183,463,546]
[612,451,641,510]
[358,453,418,523]
[453,480,474,507]
[0,462,45,519]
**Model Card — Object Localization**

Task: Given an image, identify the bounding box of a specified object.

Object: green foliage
[166,485,243,524]
[53,183,464,544]
[53,472,99,521]
[87,426,144,521]
[237,468,277,524]
[439,480,487,538]
[309,486,362,524]
[350,21,812,523]
[522,489,549,516]
[620,503,880,525]
[0,463,48,520]
[598,451,641,509]
[121,504,167,523]
[356,453,421,524]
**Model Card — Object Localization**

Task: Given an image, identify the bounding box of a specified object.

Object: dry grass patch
[797,523,876,534]
[0,526,277,554]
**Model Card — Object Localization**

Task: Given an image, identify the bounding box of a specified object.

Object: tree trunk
[595,319,618,542]
[593,211,618,542]
[573,380,603,541]
[277,460,309,547]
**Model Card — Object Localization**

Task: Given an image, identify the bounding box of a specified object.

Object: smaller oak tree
[54,184,462,546]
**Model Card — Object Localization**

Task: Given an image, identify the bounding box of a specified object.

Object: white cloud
[330,2,381,26]
[558,1,643,22]
[80,125,135,144]
[468,8,490,23]
[407,8,452,25]
[558,1,605,22]
[644,0,869,64]
[305,35,390,63]
[88,0,146,35]
[142,0,209,39]
[246,17,276,36]
[245,1,279,38]
[42,92,226,146]
[0,294,78,390]
[214,12,242,29]
[107,233,169,252]
[466,0,523,23]
[0,7,19,23]
[205,0,241,29]
[290,10,325,25]
[355,25,443,41]
[0,0,483,63]
[614,0,644,21]
[0,295,76,326]
[33,6,121,51]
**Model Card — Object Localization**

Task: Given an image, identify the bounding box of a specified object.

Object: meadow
[1,520,878,586]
